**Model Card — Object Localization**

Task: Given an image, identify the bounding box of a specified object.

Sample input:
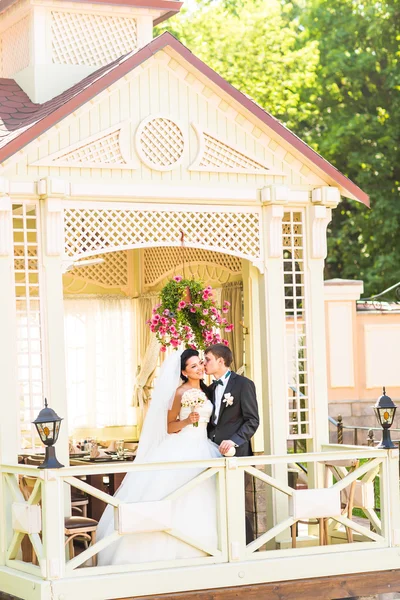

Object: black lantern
[32,399,64,468]
[373,387,397,449]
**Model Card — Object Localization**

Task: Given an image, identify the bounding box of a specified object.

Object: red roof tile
[0,32,369,206]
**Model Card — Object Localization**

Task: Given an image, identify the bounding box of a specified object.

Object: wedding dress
[97,351,221,566]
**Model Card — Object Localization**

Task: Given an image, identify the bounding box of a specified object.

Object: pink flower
[185,334,192,340]
[169,326,177,334]
[153,314,160,322]
[211,306,218,315]
[160,317,168,325]
[150,325,156,332]
[171,338,180,348]
[160,346,167,353]
[163,309,170,316]
[173,276,183,282]
[222,307,229,314]
[178,301,186,309]
[223,300,231,307]
[221,318,227,325]
[202,292,209,300]
[190,307,196,313]
[222,339,229,346]
[159,327,167,335]
[184,325,191,332]
[202,309,209,315]
[171,318,177,325]
[200,319,206,326]
[189,344,197,350]
[225,324,234,333]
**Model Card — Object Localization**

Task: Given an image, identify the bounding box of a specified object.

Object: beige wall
[325,279,400,442]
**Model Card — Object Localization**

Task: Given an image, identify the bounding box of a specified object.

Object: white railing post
[41,470,65,579]
[225,459,246,562]
[382,448,400,547]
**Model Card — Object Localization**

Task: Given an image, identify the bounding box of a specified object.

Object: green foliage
[159,0,400,296]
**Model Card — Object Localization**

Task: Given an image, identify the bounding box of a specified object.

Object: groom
[204,344,259,457]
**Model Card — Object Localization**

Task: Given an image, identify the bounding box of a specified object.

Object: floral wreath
[146,276,233,352]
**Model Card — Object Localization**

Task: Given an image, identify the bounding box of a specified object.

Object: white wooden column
[242,260,264,453]
[258,187,289,536]
[0,185,19,465]
[306,187,340,452]
[39,179,69,467]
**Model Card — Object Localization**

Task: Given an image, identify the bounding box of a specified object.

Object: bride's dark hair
[181,349,211,398]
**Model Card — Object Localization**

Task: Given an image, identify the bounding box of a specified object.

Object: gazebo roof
[0,31,369,206]
[0,0,183,24]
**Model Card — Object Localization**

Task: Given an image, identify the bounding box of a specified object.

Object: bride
[97,348,221,566]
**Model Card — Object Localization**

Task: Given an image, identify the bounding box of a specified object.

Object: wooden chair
[19,473,98,566]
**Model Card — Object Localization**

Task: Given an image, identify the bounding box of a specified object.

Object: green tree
[158,0,320,131]
[297,0,400,296]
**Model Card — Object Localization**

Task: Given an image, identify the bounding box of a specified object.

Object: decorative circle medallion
[135,115,185,171]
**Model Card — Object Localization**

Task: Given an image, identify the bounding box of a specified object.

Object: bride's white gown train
[97,396,221,565]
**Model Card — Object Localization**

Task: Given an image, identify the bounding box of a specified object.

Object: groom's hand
[219,440,235,455]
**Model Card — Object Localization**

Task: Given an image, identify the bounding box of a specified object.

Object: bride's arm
[167,390,198,433]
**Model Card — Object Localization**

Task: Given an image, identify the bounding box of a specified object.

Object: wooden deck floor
[124,569,400,600]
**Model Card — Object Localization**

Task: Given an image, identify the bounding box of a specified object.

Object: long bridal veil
[134,348,183,463]
[96,349,184,563]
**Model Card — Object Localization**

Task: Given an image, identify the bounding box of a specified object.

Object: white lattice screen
[56,131,124,165]
[283,211,311,440]
[68,251,128,288]
[136,117,185,170]
[144,247,242,286]
[63,207,261,262]
[51,11,137,67]
[13,202,45,450]
[2,16,30,77]
[196,131,268,173]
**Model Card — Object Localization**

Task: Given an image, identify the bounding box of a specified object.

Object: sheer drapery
[132,294,160,433]
[221,281,244,373]
[64,297,137,432]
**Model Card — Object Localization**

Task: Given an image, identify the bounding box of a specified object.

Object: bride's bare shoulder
[175,384,188,396]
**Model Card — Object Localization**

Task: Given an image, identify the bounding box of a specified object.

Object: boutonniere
[223,393,234,407]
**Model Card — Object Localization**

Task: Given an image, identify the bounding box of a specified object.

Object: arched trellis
[62,203,263,267]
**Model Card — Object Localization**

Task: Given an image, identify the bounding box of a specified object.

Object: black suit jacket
[207,372,259,457]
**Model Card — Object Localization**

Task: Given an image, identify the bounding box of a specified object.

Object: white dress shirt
[213,370,231,425]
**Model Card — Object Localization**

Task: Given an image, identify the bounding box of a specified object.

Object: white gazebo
[1,2,399,599]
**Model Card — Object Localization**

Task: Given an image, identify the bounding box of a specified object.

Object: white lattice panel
[63,207,261,261]
[13,202,45,451]
[51,11,137,67]
[2,16,30,77]
[68,251,128,288]
[136,117,185,171]
[58,132,122,165]
[144,247,242,286]
[190,125,270,174]
[283,211,311,440]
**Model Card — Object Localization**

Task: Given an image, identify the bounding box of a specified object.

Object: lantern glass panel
[375,406,396,427]
[54,420,61,443]
[35,421,56,445]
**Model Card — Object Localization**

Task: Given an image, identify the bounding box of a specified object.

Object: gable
[0,32,367,203]
[2,57,325,192]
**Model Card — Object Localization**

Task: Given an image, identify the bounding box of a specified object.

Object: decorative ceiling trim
[30,122,137,169]
[189,123,283,175]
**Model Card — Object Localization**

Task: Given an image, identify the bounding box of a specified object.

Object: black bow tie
[213,379,223,387]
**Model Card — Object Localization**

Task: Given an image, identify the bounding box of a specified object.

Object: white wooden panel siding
[12,202,46,450]
[3,54,327,190]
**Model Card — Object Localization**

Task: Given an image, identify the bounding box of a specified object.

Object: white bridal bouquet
[181,389,207,427]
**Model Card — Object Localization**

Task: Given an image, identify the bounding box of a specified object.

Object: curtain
[221,281,244,372]
[64,297,137,432]
[132,294,160,433]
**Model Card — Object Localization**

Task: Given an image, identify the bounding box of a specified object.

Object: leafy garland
[146,276,233,352]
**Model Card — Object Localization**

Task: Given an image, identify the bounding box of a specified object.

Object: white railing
[1,445,400,599]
